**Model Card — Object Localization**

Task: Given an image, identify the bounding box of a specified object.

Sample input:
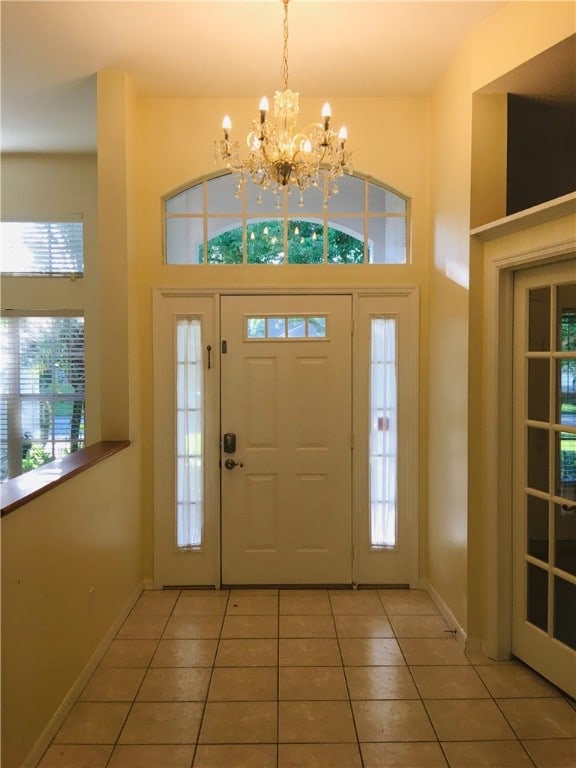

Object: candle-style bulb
[222,115,232,139]
[322,102,331,131]
[259,96,269,112]
[338,126,347,142]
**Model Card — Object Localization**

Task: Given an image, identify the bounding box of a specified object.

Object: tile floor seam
[330,596,366,768]
[105,588,181,768]
[191,588,232,767]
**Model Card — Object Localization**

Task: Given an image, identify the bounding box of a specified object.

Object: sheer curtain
[369,318,397,547]
[176,318,203,548]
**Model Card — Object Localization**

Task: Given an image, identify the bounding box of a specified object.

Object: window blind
[1,220,84,275]
[0,315,85,481]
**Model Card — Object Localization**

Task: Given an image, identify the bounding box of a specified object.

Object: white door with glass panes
[220,295,352,585]
[512,261,576,697]
[153,290,418,588]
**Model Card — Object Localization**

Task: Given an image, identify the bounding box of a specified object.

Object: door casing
[153,287,420,589]
[480,232,576,663]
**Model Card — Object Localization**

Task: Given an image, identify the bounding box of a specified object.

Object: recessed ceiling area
[1,0,508,152]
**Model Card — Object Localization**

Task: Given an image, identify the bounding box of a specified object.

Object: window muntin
[0,315,85,481]
[176,317,204,548]
[1,220,84,275]
[369,317,398,548]
[246,315,328,341]
[164,172,409,265]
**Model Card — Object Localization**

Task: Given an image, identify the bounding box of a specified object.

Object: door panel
[220,295,352,585]
[513,260,576,697]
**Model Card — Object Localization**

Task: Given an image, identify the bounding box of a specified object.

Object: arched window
[163,172,409,265]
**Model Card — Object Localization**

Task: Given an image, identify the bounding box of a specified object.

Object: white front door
[220,294,352,585]
[512,260,576,697]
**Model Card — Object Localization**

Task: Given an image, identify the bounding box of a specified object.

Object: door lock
[224,458,244,470]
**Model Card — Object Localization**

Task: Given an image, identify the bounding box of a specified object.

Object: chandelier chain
[282,0,289,91]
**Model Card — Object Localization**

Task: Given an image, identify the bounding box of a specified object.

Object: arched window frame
[163,171,410,265]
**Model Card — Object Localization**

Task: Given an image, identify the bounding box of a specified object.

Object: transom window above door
[163,172,409,265]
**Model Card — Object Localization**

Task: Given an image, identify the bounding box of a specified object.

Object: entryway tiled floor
[38,589,576,767]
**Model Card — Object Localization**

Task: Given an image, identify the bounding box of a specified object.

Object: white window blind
[1,220,84,275]
[0,316,85,481]
[369,317,398,547]
[176,317,204,548]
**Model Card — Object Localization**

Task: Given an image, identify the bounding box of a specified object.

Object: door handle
[224,458,244,470]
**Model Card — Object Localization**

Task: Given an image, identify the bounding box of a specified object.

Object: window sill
[0,441,131,517]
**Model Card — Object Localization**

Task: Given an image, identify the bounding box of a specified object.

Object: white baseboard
[23,581,145,768]
[421,579,467,649]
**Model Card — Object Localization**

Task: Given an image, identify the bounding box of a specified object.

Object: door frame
[153,286,420,589]
[480,220,576,661]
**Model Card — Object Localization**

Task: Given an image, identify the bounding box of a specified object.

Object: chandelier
[215,0,352,207]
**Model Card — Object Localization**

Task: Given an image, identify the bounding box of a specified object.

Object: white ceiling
[0,0,522,152]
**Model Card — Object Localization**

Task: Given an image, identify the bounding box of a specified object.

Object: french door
[512,260,576,696]
[153,289,419,589]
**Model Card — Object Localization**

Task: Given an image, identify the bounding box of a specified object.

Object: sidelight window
[176,317,204,548]
[369,318,398,548]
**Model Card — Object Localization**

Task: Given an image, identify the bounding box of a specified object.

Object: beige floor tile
[345,666,419,699]
[360,742,448,767]
[118,701,203,743]
[199,701,277,743]
[335,615,394,638]
[193,744,277,767]
[163,615,223,639]
[216,638,278,666]
[151,638,217,667]
[108,744,195,768]
[226,594,278,615]
[339,638,405,666]
[522,737,576,767]
[410,666,490,699]
[390,614,451,639]
[173,593,228,616]
[53,702,130,744]
[279,591,332,615]
[37,744,113,768]
[221,614,278,638]
[130,590,179,617]
[475,663,563,698]
[279,666,348,699]
[229,588,278,597]
[279,614,336,638]
[424,699,516,741]
[79,668,146,701]
[279,701,357,742]
[279,742,362,767]
[329,590,385,615]
[116,614,168,639]
[497,698,576,739]
[279,638,341,666]
[136,667,211,701]
[465,651,512,665]
[441,740,535,767]
[208,667,277,701]
[99,639,158,668]
[399,638,470,665]
[378,590,439,616]
[352,700,436,742]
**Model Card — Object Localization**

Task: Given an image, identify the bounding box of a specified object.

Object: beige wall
[429,1,574,636]
[1,447,141,768]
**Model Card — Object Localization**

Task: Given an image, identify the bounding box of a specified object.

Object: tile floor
[38,588,576,767]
